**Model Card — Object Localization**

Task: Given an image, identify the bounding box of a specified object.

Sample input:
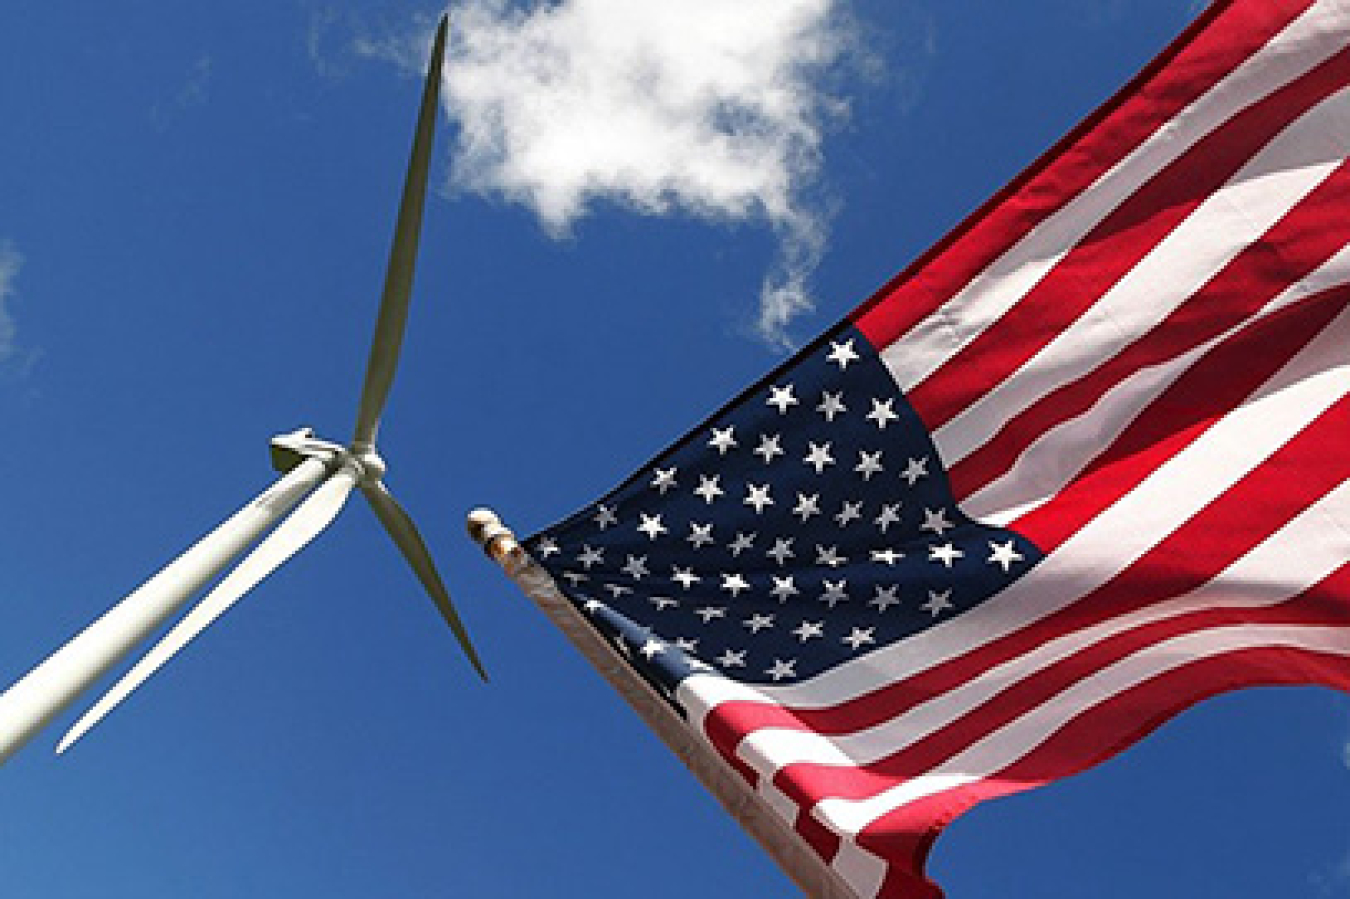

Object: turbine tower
[0,15,479,763]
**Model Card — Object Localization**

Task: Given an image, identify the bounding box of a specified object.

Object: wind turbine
[0,15,480,764]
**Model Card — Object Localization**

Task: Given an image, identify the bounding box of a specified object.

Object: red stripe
[875,846,944,899]
[948,160,1350,501]
[851,0,1318,351]
[772,593,1346,808]
[858,638,1350,891]
[903,46,1350,432]
[1015,284,1350,551]
[700,387,1350,746]
[792,808,841,871]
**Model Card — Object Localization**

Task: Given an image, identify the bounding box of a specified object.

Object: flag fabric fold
[522,1,1350,895]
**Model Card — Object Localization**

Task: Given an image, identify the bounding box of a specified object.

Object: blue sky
[0,1,1347,896]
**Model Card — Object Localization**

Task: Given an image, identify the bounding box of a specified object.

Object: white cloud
[440,0,853,348]
[0,242,21,363]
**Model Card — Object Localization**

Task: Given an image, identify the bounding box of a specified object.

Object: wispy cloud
[151,54,213,131]
[0,242,22,364]
[435,0,855,348]
[1312,712,1350,895]
[348,10,440,76]
[1312,847,1350,896]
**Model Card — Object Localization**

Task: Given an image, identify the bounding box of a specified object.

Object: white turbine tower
[0,15,481,763]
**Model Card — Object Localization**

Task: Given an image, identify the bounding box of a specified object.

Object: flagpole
[467,509,859,899]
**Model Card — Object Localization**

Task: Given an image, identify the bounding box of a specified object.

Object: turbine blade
[361,480,487,680]
[352,15,449,449]
[57,464,360,754]
[0,457,330,765]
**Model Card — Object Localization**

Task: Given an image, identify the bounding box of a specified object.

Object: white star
[563,571,589,586]
[920,507,955,536]
[793,492,822,522]
[675,637,699,653]
[815,545,847,568]
[803,441,835,474]
[650,596,679,611]
[744,612,776,633]
[766,384,799,414]
[826,339,860,370]
[721,573,752,597]
[650,467,678,495]
[637,513,668,540]
[819,579,849,607]
[766,537,796,566]
[792,620,825,642]
[686,522,715,549]
[928,542,965,567]
[855,449,884,480]
[577,545,605,569]
[695,606,727,623]
[671,566,701,590]
[922,589,954,616]
[639,639,665,659]
[717,648,747,669]
[870,585,901,612]
[581,598,603,613]
[817,391,847,422]
[770,575,799,603]
[604,583,633,598]
[842,627,876,650]
[536,536,560,558]
[708,426,738,455]
[875,503,903,533]
[754,433,786,463]
[592,505,618,529]
[870,548,904,565]
[766,658,798,681]
[727,532,757,556]
[866,398,900,430]
[744,483,774,514]
[988,540,1025,572]
[835,501,864,527]
[621,555,650,579]
[901,456,930,485]
[694,474,725,504]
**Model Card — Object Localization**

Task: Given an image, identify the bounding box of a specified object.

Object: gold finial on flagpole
[466,508,526,571]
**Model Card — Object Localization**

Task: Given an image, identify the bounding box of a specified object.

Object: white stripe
[677,671,771,732]
[933,86,1350,468]
[809,622,1350,837]
[876,0,1350,392]
[830,839,889,899]
[964,242,1350,522]
[699,300,1350,710]
[728,477,1350,774]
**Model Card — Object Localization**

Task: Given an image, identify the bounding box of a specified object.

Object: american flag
[523,1,1350,895]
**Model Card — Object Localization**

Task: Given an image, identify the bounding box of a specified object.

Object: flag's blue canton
[527,325,1044,692]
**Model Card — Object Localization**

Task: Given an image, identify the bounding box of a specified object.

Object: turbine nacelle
[269,428,343,474]
[269,428,388,485]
